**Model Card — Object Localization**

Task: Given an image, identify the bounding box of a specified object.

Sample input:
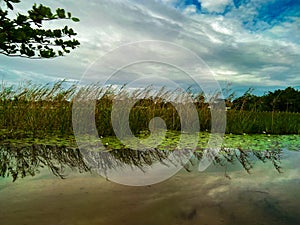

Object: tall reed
[0,81,299,138]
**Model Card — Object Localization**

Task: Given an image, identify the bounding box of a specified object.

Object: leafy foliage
[233,87,300,112]
[0,0,80,58]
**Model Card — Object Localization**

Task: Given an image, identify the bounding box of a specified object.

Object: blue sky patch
[233,0,249,9]
[167,0,300,32]
[174,0,202,12]
[257,0,300,26]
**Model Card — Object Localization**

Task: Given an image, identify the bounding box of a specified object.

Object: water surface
[1,149,300,224]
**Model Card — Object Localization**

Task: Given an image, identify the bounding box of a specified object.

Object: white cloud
[1,0,299,92]
[211,21,233,35]
[201,0,231,13]
[183,5,198,15]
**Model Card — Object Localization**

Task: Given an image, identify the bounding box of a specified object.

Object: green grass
[227,110,300,134]
[0,80,300,139]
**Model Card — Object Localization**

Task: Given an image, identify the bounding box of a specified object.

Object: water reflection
[0,143,89,181]
[191,146,282,176]
[0,140,300,225]
[0,141,287,182]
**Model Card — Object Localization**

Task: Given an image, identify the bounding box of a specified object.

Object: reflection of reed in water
[189,146,282,177]
[0,143,90,181]
[0,142,283,182]
[82,147,183,180]
[79,144,284,183]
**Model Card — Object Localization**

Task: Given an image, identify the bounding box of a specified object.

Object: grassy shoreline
[0,81,299,138]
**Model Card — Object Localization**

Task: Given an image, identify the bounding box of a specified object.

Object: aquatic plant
[0,81,299,138]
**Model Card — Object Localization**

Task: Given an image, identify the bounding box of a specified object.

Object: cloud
[0,0,299,95]
[201,0,231,13]
[164,0,202,12]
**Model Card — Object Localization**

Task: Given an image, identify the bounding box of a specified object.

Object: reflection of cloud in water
[1,142,300,224]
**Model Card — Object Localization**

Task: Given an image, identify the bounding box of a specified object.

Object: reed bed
[0,81,299,138]
[227,110,300,134]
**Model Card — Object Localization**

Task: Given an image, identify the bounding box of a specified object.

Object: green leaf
[7,2,14,10]
[71,17,80,22]
[53,29,62,38]
[1,2,80,59]
[16,14,28,24]
[39,5,52,18]
[56,8,65,18]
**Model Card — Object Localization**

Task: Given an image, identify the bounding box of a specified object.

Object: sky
[0,0,300,96]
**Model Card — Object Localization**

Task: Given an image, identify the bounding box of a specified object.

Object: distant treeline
[232,87,300,112]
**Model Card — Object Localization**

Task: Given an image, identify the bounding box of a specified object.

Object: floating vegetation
[1,131,299,182]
